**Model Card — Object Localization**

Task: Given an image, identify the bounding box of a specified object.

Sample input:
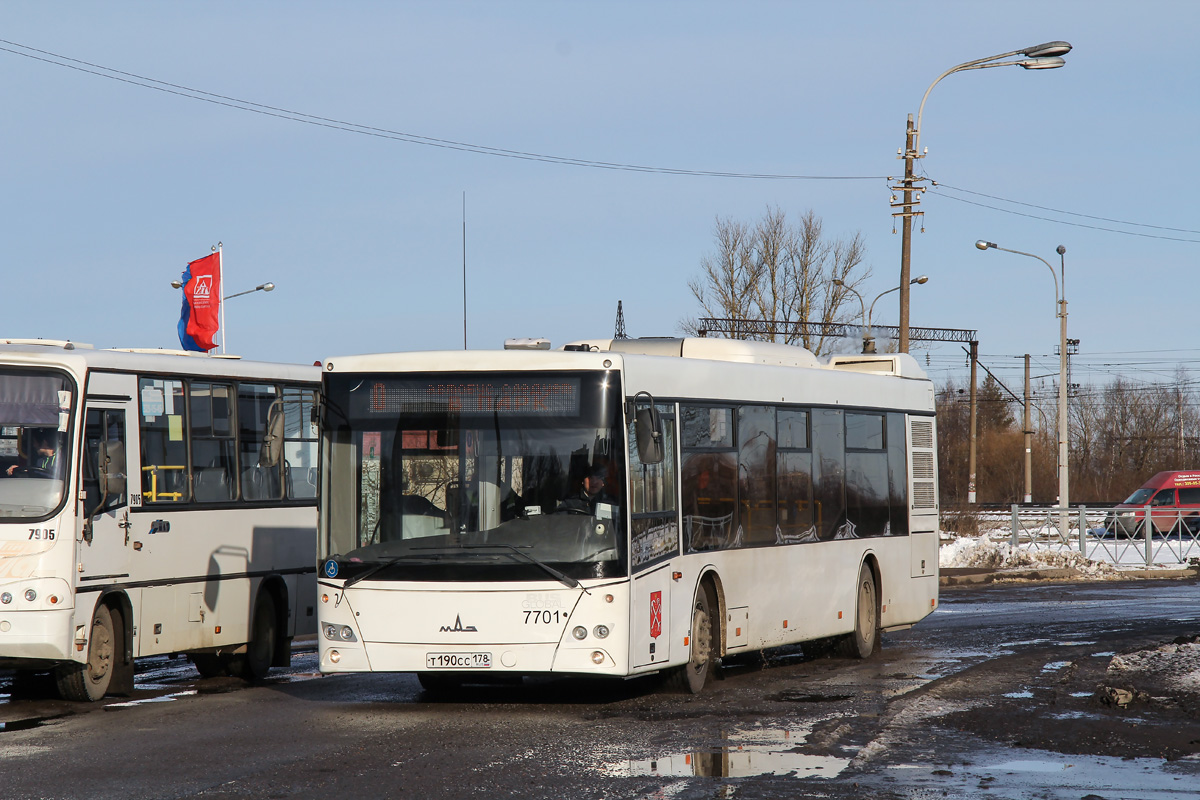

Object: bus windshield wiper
[339,552,442,591]
[458,543,585,591]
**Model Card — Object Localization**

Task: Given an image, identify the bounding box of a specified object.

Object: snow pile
[939,535,1118,576]
[1107,640,1200,697]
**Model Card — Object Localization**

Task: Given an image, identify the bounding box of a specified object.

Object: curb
[940,566,1200,587]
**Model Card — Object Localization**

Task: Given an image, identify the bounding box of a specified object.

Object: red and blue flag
[177,252,221,352]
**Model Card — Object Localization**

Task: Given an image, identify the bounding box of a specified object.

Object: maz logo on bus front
[440,615,478,633]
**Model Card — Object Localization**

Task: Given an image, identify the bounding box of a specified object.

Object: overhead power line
[0,39,882,182]
[927,183,1200,244]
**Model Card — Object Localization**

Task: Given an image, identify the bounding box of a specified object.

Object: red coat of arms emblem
[649,591,662,639]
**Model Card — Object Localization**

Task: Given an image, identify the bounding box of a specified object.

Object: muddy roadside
[931,569,1200,763]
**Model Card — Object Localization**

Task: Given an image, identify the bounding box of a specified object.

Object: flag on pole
[177,251,221,352]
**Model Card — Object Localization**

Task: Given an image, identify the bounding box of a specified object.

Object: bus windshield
[0,368,73,521]
[322,371,626,581]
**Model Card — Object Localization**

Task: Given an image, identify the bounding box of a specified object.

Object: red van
[1104,471,1200,537]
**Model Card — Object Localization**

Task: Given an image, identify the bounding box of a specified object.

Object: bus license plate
[426,652,492,670]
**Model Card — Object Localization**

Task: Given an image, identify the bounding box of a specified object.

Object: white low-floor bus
[0,339,321,700]
[316,337,939,693]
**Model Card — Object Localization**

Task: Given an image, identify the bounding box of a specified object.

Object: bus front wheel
[839,563,879,659]
[668,588,715,694]
[55,604,117,701]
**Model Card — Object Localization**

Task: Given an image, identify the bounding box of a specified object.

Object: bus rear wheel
[189,653,231,678]
[668,587,715,694]
[838,563,879,659]
[234,593,277,682]
[55,604,117,701]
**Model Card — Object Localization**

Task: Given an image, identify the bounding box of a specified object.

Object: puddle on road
[104,690,197,709]
[600,724,851,780]
[0,713,70,732]
[871,748,1200,799]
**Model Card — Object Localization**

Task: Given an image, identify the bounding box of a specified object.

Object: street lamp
[170,280,275,353]
[226,282,275,300]
[171,279,274,299]
[834,276,928,354]
[975,240,1069,536]
[896,41,1071,353]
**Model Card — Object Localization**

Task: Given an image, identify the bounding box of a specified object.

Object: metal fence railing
[1004,505,1200,567]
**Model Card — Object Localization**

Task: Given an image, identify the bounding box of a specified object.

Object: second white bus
[316,337,939,692]
[0,340,321,700]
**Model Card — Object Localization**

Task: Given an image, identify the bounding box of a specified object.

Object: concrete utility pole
[895,41,1071,352]
[968,340,978,505]
[896,115,918,354]
[1024,354,1033,504]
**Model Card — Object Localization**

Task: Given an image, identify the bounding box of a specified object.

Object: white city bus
[316,337,938,693]
[0,339,321,700]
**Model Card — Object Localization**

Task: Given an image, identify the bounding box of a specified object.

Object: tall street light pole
[834,276,928,354]
[896,41,1072,353]
[975,240,1069,536]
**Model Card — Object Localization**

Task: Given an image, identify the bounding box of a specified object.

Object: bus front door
[76,378,138,585]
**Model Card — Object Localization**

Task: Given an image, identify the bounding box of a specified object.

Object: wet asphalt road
[2,578,1199,800]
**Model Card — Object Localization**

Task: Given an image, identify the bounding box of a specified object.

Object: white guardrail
[1003,506,1200,567]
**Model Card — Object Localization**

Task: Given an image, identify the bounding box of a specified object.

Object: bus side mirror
[260,401,285,467]
[629,392,664,465]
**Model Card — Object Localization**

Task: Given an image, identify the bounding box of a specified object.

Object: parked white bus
[317,337,939,693]
[0,339,321,700]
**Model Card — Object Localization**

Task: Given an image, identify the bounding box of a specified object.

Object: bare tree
[681,207,871,356]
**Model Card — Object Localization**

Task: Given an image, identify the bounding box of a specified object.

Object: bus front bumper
[320,640,623,676]
[0,607,75,664]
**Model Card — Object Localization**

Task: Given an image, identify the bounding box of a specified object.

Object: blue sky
[1,2,1196,395]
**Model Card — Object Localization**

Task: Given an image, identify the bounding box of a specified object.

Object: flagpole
[217,242,225,354]
[462,191,467,350]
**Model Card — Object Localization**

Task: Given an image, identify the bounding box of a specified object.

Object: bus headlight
[323,624,357,642]
[572,626,587,640]
[593,625,610,639]
[24,589,36,603]
[591,651,605,665]
[0,592,11,604]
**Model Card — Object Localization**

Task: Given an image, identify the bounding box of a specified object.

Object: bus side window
[191,382,236,503]
[140,378,189,503]
[282,387,319,499]
[681,405,737,552]
[239,383,281,501]
[629,406,678,571]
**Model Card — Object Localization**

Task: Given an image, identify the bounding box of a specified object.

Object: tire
[418,672,465,695]
[190,653,231,678]
[55,604,117,701]
[838,563,879,659]
[237,593,277,682]
[667,586,715,694]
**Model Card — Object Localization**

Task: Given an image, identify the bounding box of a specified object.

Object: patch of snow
[939,535,1119,575]
[1106,641,1200,696]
